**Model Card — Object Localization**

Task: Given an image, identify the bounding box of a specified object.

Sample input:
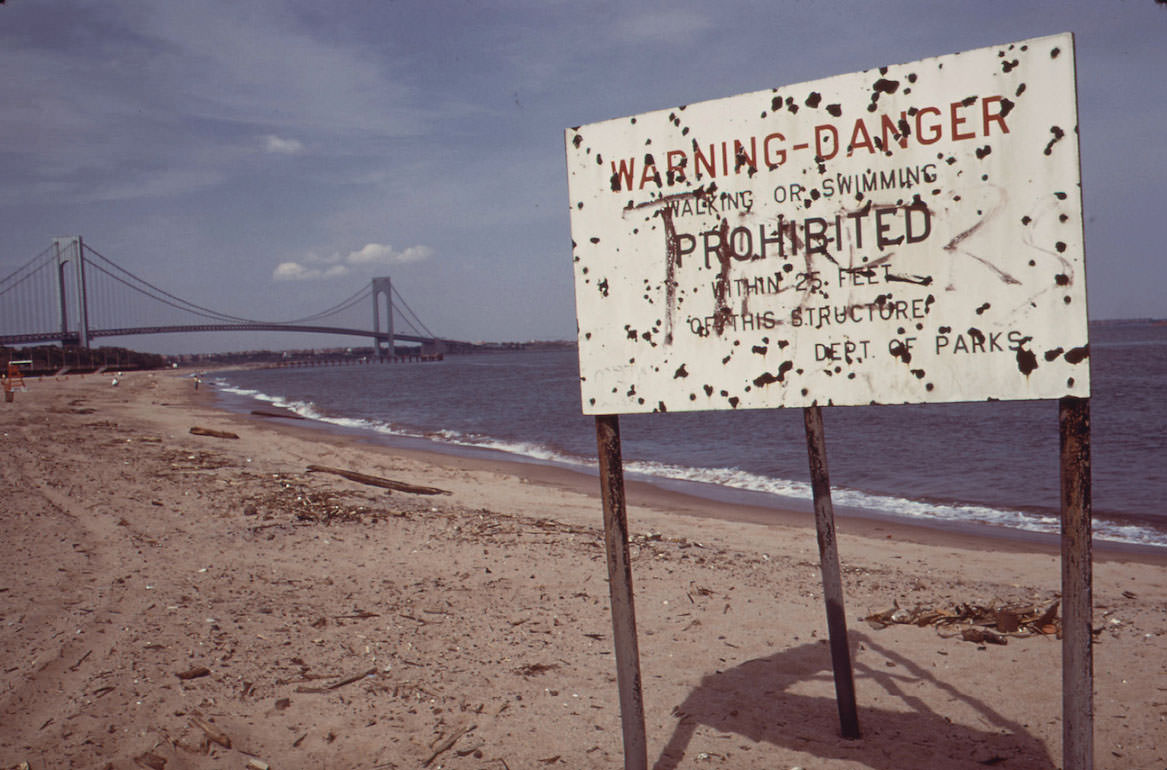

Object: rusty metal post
[594,414,648,770]
[802,405,861,739]
[1059,396,1093,770]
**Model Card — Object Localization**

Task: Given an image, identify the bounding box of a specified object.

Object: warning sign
[566,33,1089,414]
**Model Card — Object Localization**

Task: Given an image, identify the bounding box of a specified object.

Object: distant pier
[266,352,444,369]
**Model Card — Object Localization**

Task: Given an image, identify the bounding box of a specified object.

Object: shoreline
[3,369,1165,769]
[208,371,1167,563]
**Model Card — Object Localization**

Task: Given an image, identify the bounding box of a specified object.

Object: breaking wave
[214,377,1166,549]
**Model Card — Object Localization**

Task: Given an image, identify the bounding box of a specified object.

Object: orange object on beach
[2,360,29,401]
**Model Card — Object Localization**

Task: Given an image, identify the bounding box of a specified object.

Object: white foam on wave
[214,378,593,466]
[214,381,325,420]
[212,378,1167,549]
[625,458,1166,547]
[432,431,594,468]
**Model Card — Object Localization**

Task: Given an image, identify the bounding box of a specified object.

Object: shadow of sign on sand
[653,632,1055,770]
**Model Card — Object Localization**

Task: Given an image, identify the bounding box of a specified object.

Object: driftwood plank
[306,464,450,496]
[190,426,239,439]
[189,714,232,749]
[251,409,306,420]
[423,724,476,768]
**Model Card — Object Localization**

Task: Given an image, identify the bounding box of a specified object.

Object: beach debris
[423,723,477,768]
[865,600,1061,642]
[175,666,211,680]
[306,464,451,496]
[455,735,487,757]
[245,760,270,770]
[686,583,715,603]
[70,649,92,671]
[251,408,306,420]
[189,714,232,749]
[961,627,1008,645]
[241,481,381,526]
[160,448,232,472]
[294,666,378,693]
[189,426,239,440]
[515,662,560,677]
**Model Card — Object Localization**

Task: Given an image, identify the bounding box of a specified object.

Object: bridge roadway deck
[0,323,448,347]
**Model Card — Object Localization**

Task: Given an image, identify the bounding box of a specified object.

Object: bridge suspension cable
[86,244,387,329]
[0,245,55,299]
[84,244,259,324]
[391,284,437,339]
[278,284,373,325]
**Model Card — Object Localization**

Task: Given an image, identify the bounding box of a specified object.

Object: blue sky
[1,0,1164,352]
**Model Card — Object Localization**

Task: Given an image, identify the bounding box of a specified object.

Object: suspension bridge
[0,237,470,356]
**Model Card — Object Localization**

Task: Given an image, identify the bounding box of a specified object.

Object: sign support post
[802,405,861,739]
[595,414,649,770]
[1059,396,1093,770]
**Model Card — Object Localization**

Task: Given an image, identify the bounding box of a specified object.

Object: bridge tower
[52,236,90,348]
[371,277,394,358]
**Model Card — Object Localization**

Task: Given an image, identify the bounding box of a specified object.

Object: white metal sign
[566,33,1089,415]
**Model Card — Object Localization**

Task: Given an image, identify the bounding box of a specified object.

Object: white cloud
[346,243,433,265]
[272,261,349,281]
[263,134,305,155]
[273,242,432,281]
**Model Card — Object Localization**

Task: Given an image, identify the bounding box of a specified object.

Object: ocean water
[212,320,1167,549]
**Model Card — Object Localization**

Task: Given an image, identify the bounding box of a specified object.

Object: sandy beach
[1,370,1164,770]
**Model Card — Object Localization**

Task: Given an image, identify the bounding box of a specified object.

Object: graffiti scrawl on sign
[565,33,1089,415]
